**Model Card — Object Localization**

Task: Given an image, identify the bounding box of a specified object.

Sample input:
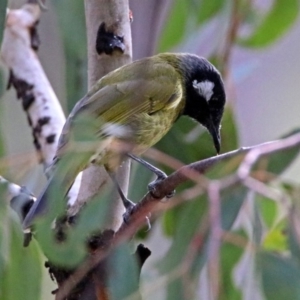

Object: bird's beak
[206,117,221,154]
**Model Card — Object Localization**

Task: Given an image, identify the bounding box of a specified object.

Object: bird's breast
[130,108,180,154]
[89,106,182,172]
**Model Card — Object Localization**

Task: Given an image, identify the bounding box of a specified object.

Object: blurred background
[2,0,300,182]
[1,0,300,299]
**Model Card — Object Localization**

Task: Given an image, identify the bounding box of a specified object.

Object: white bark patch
[1,4,81,210]
[1,4,65,167]
[193,80,215,102]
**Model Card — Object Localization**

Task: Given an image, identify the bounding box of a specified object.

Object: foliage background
[1,0,300,299]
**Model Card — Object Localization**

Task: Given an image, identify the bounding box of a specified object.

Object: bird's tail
[22,157,84,230]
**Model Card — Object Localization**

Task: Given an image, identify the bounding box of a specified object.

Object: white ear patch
[193,80,215,102]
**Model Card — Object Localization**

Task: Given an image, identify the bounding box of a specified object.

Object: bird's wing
[56,60,183,156]
[81,59,182,120]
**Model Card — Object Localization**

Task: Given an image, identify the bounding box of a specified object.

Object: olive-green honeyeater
[23,53,226,230]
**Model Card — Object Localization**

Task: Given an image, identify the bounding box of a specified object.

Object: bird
[22,52,226,230]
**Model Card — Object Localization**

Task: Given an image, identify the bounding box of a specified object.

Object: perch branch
[55,132,300,298]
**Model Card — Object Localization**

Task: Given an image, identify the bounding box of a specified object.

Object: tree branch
[0,3,81,207]
[1,4,64,168]
[73,0,133,231]
[54,132,300,298]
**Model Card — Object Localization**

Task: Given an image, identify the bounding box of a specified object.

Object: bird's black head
[180,54,226,153]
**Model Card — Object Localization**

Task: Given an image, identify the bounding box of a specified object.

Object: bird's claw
[122,199,151,231]
[148,174,175,199]
[122,204,134,224]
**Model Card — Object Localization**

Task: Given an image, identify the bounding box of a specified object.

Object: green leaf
[52,0,87,110]
[0,0,7,45]
[108,243,140,300]
[206,151,246,179]
[263,220,288,251]
[0,75,6,158]
[288,208,300,264]
[160,185,246,299]
[129,161,154,202]
[220,106,239,153]
[158,1,190,52]
[162,207,178,237]
[166,284,182,300]
[71,186,113,239]
[255,129,300,176]
[157,117,216,165]
[0,129,6,159]
[238,0,299,48]
[0,67,6,99]
[221,185,247,230]
[1,224,42,300]
[0,186,42,300]
[256,194,277,228]
[0,184,9,282]
[159,195,208,275]
[197,0,224,24]
[220,235,244,300]
[253,199,264,244]
[35,186,112,267]
[258,252,300,300]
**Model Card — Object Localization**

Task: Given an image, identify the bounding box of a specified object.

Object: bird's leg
[108,172,151,229]
[108,172,135,211]
[127,154,175,198]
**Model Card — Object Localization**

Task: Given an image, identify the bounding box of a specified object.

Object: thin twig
[217,0,242,75]
[237,134,300,180]
[207,182,221,300]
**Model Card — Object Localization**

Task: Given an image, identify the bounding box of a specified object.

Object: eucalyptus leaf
[0,67,6,99]
[220,106,239,153]
[254,129,300,176]
[35,185,112,267]
[161,185,246,299]
[108,243,140,300]
[0,85,6,157]
[221,185,247,230]
[0,0,7,46]
[0,217,42,300]
[0,125,5,160]
[166,278,190,300]
[188,185,247,281]
[256,194,277,229]
[263,220,288,251]
[129,160,155,202]
[253,196,264,244]
[52,0,87,110]
[197,0,224,24]
[238,0,299,48]
[159,195,208,275]
[219,236,244,300]
[288,205,300,264]
[162,206,178,237]
[0,184,9,282]
[258,252,300,300]
[158,1,189,52]
[157,117,216,165]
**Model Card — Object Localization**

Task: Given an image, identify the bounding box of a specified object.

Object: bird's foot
[122,198,151,230]
[147,172,175,199]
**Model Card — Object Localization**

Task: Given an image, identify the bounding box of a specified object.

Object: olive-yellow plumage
[23,53,226,229]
